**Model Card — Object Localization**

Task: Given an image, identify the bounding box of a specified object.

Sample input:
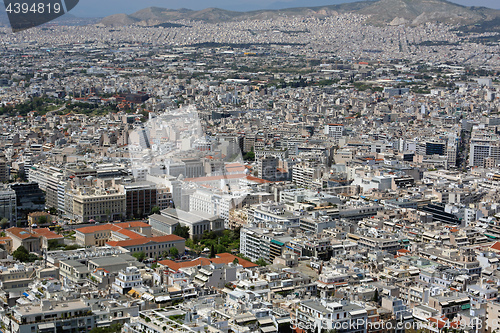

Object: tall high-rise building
[10,183,45,223]
[257,156,278,181]
[469,136,500,167]
[0,185,16,227]
[323,124,344,144]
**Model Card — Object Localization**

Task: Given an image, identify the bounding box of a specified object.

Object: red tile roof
[115,221,150,228]
[158,253,257,271]
[75,224,120,234]
[33,228,64,239]
[245,175,272,184]
[114,228,144,240]
[490,241,500,252]
[6,227,38,239]
[75,221,149,235]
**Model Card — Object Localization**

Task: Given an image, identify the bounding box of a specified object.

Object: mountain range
[97,0,500,27]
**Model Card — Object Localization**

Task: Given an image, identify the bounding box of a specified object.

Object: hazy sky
[69,0,500,17]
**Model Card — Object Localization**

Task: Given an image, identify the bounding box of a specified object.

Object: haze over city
[69,0,500,17]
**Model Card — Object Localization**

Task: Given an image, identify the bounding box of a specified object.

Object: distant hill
[97,0,500,27]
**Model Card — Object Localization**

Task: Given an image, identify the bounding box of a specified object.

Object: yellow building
[28,211,53,226]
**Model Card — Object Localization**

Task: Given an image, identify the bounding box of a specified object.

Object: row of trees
[131,246,179,262]
[184,228,240,256]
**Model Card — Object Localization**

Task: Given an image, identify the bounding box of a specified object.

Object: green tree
[89,323,122,333]
[132,251,146,262]
[243,147,255,161]
[38,215,48,225]
[12,246,39,262]
[169,247,179,258]
[173,225,190,239]
[0,217,8,229]
[256,258,268,267]
[13,246,29,262]
[210,244,216,258]
[48,239,63,250]
[151,206,161,215]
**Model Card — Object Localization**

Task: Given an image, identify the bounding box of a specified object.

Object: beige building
[486,301,500,333]
[107,234,185,259]
[72,188,126,223]
[27,211,53,226]
[5,227,63,253]
[6,227,41,253]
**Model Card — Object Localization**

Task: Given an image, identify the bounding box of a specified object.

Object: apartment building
[252,202,300,229]
[7,300,95,333]
[469,134,500,167]
[112,266,143,294]
[28,164,64,211]
[347,233,402,254]
[296,299,367,333]
[292,164,323,188]
[323,124,344,143]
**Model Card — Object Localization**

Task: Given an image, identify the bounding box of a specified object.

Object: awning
[235,314,257,323]
[155,295,171,302]
[38,323,55,330]
[258,318,274,325]
[261,326,277,333]
[195,274,209,282]
[142,294,154,301]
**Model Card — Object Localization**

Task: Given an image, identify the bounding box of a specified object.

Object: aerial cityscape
[1,0,500,332]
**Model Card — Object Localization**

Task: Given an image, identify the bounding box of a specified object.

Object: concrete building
[159,208,224,239]
[121,181,158,219]
[0,185,16,227]
[292,164,322,188]
[257,156,279,181]
[28,164,64,211]
[72,188,126,223]
[296,299,367,333]
[7,299,95,333]
[112,266,143,294]
[323,124,344,143]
